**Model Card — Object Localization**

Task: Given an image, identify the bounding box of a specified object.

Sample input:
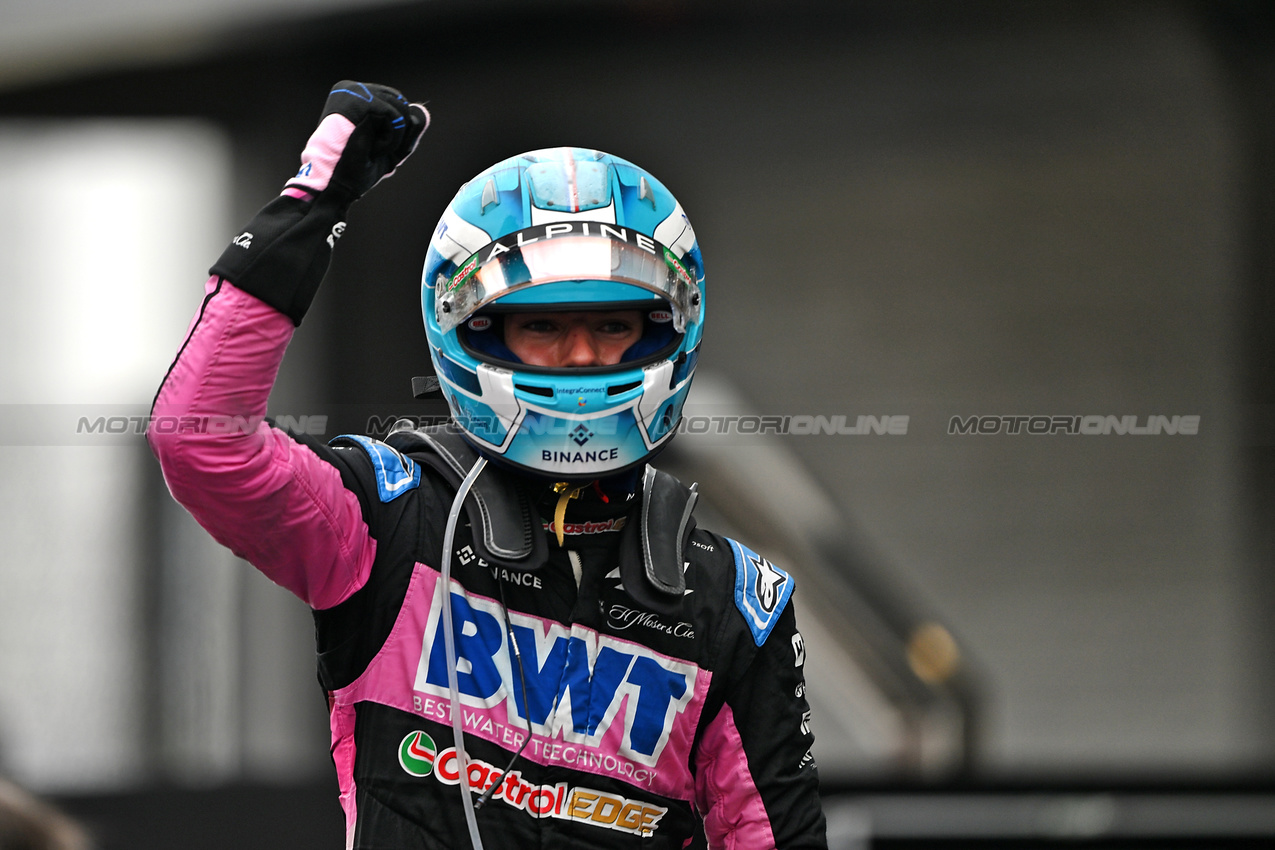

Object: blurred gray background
[1,0,1273,844]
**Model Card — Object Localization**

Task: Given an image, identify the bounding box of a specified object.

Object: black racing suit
[149,277,827,848]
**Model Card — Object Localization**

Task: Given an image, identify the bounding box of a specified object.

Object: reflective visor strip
[435,223,701,334]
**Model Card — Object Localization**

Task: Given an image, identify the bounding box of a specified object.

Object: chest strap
[618,466,698,615]
[385,424,698,614]
[386,425,546,571]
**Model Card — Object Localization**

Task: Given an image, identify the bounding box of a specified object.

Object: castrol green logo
[398,731,438,777]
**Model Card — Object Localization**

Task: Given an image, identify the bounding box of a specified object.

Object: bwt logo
[414,587,697,766]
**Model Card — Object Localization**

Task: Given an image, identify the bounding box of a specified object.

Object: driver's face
[503,310,643,368]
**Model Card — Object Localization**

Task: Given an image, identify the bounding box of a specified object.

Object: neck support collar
[386,423,697,615]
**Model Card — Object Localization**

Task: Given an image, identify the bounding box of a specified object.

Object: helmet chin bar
[474,365,523,451]
[433,366,689,481]
[635,360,680,450]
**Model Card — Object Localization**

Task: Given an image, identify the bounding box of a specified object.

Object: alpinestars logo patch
[751,554,788,614]
[728,538,795,646]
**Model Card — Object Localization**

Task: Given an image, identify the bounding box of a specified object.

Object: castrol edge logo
[412,746,666,837]
[398,731,437,777]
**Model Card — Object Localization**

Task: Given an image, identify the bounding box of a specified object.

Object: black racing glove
[210,81,429,324]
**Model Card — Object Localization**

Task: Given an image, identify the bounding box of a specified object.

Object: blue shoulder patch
[337,434,421,503]
[727,538,795,646]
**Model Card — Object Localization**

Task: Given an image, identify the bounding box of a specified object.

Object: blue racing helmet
[422,147,705,480]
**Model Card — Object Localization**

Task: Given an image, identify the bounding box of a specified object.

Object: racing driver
[149,81,828,849]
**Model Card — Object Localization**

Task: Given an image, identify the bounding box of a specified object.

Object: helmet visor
[435,223,701,334]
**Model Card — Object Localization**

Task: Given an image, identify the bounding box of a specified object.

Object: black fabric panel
[209,192,351,326]
[719,600,828,849]
[296,433,450,692]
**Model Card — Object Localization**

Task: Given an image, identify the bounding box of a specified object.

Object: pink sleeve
[694,704,778,849]
[148,276,376,610]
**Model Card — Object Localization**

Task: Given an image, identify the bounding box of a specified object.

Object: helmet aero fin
[421,148,705,480]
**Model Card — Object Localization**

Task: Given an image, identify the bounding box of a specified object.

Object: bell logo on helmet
[467,316,492,332]
[649,310,673,323]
